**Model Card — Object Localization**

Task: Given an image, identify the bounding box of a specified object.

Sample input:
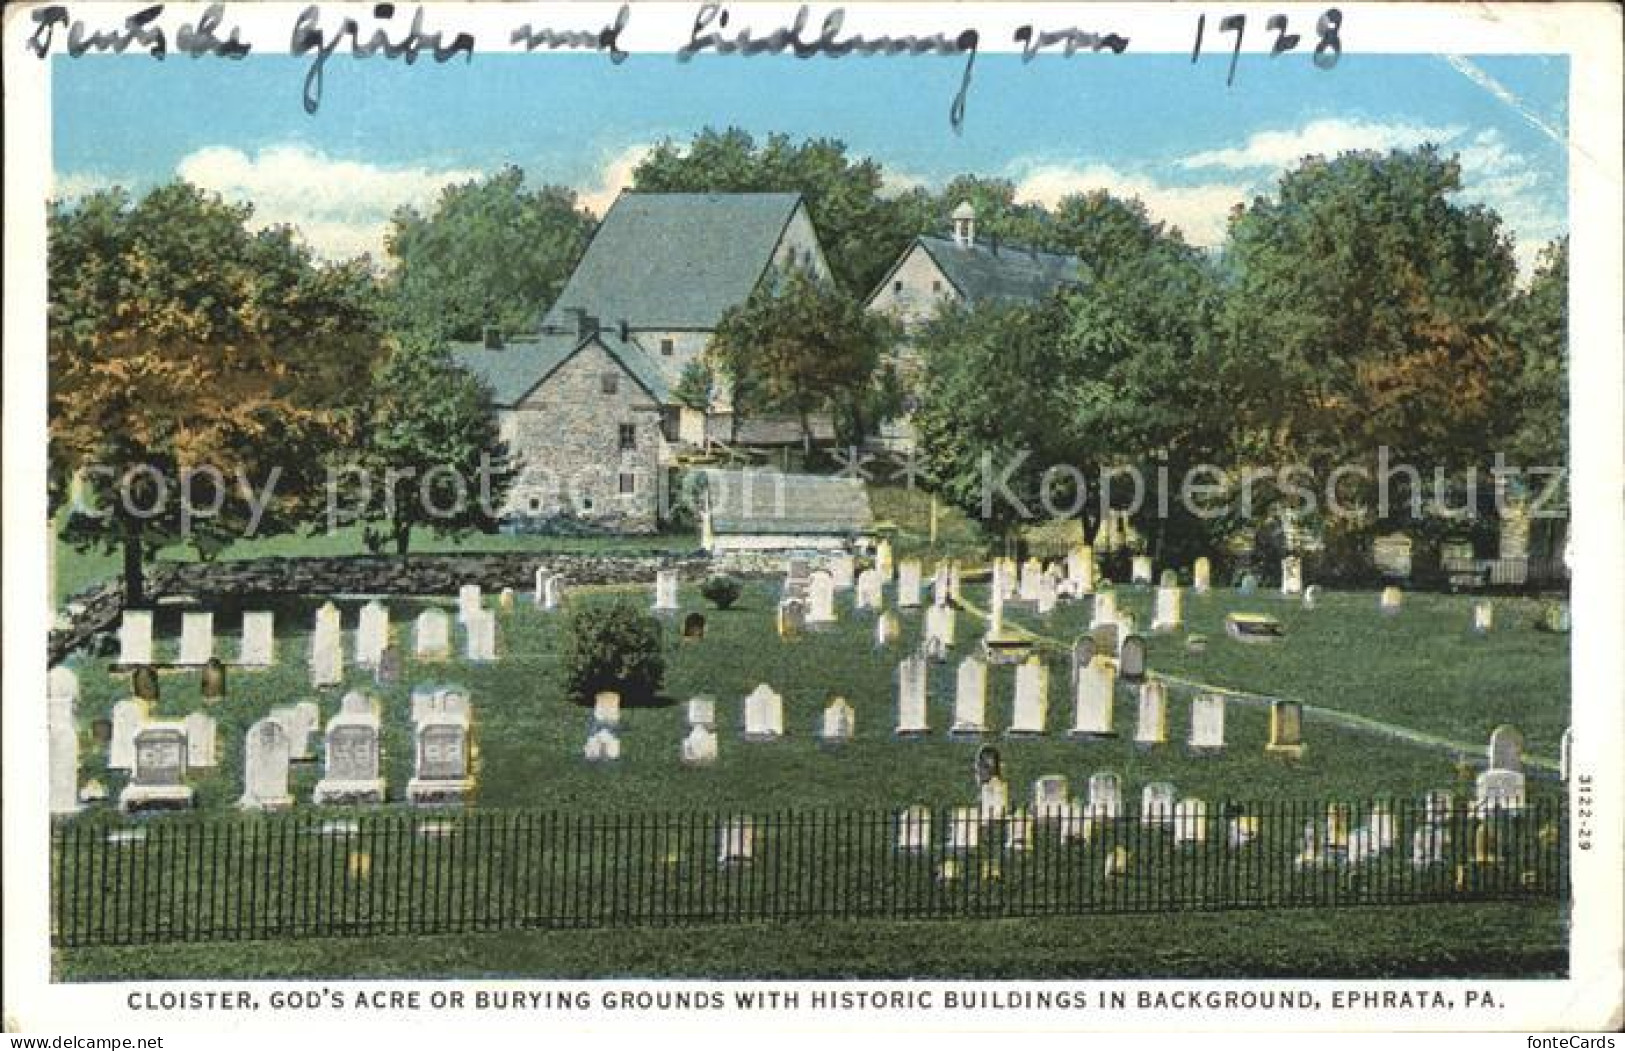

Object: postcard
[4,0,1621,1038]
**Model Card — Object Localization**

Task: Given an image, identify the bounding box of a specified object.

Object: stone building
[697,468,874,554]
[453,191,832,532]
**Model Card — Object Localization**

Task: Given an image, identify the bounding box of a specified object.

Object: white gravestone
[407,706,473,805]
[1152,586,1183,632]
[854,570,884,611]
[874,540,894,582]
[807,571,837,627]
[896,656,930,735]
[742,685,785,740]
[1086,772,1123,820]
[1018,559,1043,603]
[118,610,154,666]
[1140,782,1177,825]
[1472,600,1494,634]
[1131,556,1153,585]
[1380,586,1403,614]
[1090,591,1118,629]
[178,611,214,666]
[1008,657,1048,735]
[49,692,81,815]
[583,727,621,762]
[896,560,922,608]
[896,806,932,852]
[533,568,552,607]
[925,602,956,651]
[931,563,951,608]
[312,702,385,805]
[979,776,1009,819]
[1035,574,1058,616]
[543,575,564,610]
[874,612,900,648]
[1031,775,1071,819]
[951,657,988,735]
[681,725,719,766]
[119,723,194,813]
[653,570,680,613]
[310,603,344,687]
[458,584,483,623]
[239,718,293,810]
[1475,768,1527,813]
[1188,693,1226,752]
[1192,557,1211,594]
[718,819,754,863]
[355,601,390,669]
[1069,660,1116,737]
[1069,546,1097,595]
[412,685,470,726]
[1134,681,1169,746]
[109,698,151,771]
[1173,799,1207,845]
[1488,724,1524,772]
[947,807,980,851]
[830,554,856,589]
[238,611,275,667]
[687,696,716,728]
[593,691,622,729]
[1280,556,1304,596]
[415,608,452,661]
[464,608,497,662]
[1004,810,1035,852]
[820,697,856,743]
[183,711,218,768]
[1302,584,1320,609]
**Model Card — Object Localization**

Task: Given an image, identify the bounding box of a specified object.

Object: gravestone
[950,657,988,736]
[947,807,980,851]
[1544,602,1571,633]
[1188,694,1226,753]
[1008,656,1048,735]
[356,601,390,669]
[132,663,159,701]
[310,602,344,687]
[375,644,403,686]
[1140,782,1177,825]
[1173,799,1207,846]
[931,563,951,608]
[687,696,717,728]
[1018,559,1043,603]
[239,718,293,810]
[819,696,856,744]
[1302,584,1320,610]
[1090,591,1118,629]
[830,553,856,589]
[1069,636,1097,686]
[874,611,900,648]
[1068,660,1116,738]
[411,685,470,726]
[924,602,956,652]
[49,688,80,815]
[119,724,194,813]
[593,691,622,729]
[498,587,516,612]
[718,819,754,863]
[896,560,922,608]
[653,570,680,613]
[458,583,483,624]
[1265,700,1305,758]
[1031,775,1071,818]
[1068,545,1097,594]
[407,708,473,806]
[178,611,214,666]
[533,568,553,607]
[681,724,720,766]
[896,806,932,853]
[1380,586,1403,615]
[108,698,150,771]
[313,703,385,805]
[895,655,930,735]
[271,701,320,760]
[1133,681,1168,746]
[1004,810,1035,853]
[742,685,785,740]
[1472,601,1494,635]
[415,608,452,661]
[1487,725,1524,772]
[118,610,154,666]
[854,569,884,611]
[183,711,218,768]
[1280,556,1304,596]
[1086,771,1123,820]
[1131,556,1153,585]
[49,665,79,706]
[464,608,498,662]
[1229,816,1260,848]
[1152,586,1183,633]
[1424,789,1455,826]
[1225,613,1284,643]
[200,657,227,701]
[1115,611,1138,641]
[1118,635,1147,682]
[541,574,564,611]
[777,598,807,640]
[1035,574,1058,616]
[874,540,895,581]
[974,744,1003,784]
[1411,824,1448,868]
[682,612,707,640]
[1368,802,1395,851]
[1192,557,1211,594]
[238,611,275,667]
[807,571,837,627]
[583,726,621,763]
[979,775,1009,819]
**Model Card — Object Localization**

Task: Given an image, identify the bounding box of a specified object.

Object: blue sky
[53,52,1568,274]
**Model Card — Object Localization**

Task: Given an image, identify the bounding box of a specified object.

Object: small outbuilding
[696,469,874,553]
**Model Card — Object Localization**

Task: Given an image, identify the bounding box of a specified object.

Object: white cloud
[579,143,654,216]
[1180,117,1463,171]
[174,144,482,262]
[879,168,931,198]
[51,170,137,201]
[1011,163,1252,247]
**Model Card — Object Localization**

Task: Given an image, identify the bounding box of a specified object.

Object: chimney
[951,200,977,249]
[990,234,999,257]
[482,324,503,350]
[570,308,599,339]
[618,319,630,342]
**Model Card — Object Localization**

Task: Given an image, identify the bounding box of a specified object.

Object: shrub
[559,601,666,704]
[700,574,743,610]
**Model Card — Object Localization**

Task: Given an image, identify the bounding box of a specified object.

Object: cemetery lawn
[54,580,1569,980]
[56,901,1566,979]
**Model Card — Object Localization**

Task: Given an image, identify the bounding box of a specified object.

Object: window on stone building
[893,280,903,293]
[619,423,636,451]
[660,338,674,357]
[601,372,619,395]
[619,472,636,495]
[528,496,542,513]
[932,280,943,293]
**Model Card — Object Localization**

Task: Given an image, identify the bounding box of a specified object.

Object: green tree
[49,182,383,605]
[710,268,897,451]
[672,359,715,412]
[385,166,595,343]
[1499,237,1568,555]
[352,339,515,556]
[632,128,917,295]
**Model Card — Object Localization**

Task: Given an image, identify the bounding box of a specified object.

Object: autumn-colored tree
[49,182,384,604]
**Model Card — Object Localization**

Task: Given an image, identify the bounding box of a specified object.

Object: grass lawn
[52,578,1569,980]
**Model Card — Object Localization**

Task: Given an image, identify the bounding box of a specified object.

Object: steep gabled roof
[542,192,807,331]
[451,329,670,408]
[909,235,1084,306]
[699,469,874,536]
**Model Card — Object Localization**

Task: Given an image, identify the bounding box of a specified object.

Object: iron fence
[51,797,1567,947]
